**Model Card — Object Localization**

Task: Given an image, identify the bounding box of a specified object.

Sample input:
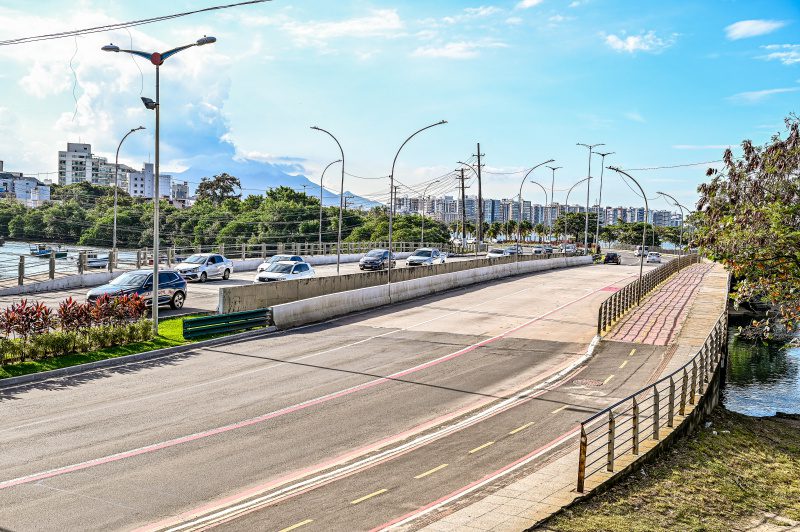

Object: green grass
[545,409,800,532]
[0,317,190,380]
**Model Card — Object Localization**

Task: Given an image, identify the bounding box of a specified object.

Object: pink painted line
[370,426,581,532]
[1,274,632,492]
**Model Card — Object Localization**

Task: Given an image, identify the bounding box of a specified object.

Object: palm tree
[519,220,533,242]
[487,222,501,242]
[506,219,518,242]
[534,222,547,243]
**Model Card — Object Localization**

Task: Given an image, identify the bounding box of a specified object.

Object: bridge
[0,249,727,531]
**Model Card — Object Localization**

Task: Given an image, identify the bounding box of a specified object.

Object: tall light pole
[517,159,554,259]
[577,142,604,253]
[592,151,614,250]
[388,120,447,295]
[112,126,145,264]
[317,159,342,253]
[656,191,687,257]
[420,179,440,246]
[563,177,590,250]
[545,165,562,245]
[310,126,346,275]
[608,167,649,303]
[103,35,217,335]
[458,161,481,257]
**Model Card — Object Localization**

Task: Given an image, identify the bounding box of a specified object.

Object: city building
[127,162,172,199]
[57,142,136,186]
[0,160,51,207]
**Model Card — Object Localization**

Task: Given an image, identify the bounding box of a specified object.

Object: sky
[0,0,798,210]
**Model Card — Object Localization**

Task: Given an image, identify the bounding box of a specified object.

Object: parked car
[359,249,396,270]
[603,252,622,265]
[646,251,662,263]
[257,254,304,273]
[87,269,187,309]
[406,248,446,266]
[486,248,510,258]
[532,246,545,255]
[634,245,650,257]
[466,237,477,245]
[505,244,522,255]
[174,253,233,282]
[543,245,554,254]
[254,261,316,282]
[562,244,577,253]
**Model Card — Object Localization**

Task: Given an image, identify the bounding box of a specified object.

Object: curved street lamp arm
[161,43,198,61]
[609,166,649,300]
[310,126,346,274]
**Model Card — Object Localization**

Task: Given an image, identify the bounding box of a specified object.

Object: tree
[553,212,599,244]
[519,220,532,241]
[486,222,502,242]
[696,115,800,339]
[195,173,241,206]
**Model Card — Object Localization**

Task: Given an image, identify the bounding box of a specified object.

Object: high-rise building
[127,163,172,199]
[57,142,134,186]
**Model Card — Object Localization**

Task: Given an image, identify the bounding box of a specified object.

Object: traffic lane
[0,266,638,530]
[174,324,670,531]
[0,263,613,478]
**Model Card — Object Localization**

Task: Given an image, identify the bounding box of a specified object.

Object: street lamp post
[387,121,447,297]
[656,191,687,257]
[310,127,346,275]
[545,165,562,244]
[563,178,591,250]
[517,159,554,260]
[457,161,480,256]
[317,159,342,254]
[103,35,217,335]
[420,179,440,246]
[112,126,145,268]
[577,142,604,253]
[592,151,614,250]
[608,167,649,303]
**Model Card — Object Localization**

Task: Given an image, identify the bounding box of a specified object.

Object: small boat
[86,251,109,269]
[29,243,68,258]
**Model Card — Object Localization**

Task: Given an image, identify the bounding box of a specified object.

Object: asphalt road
[0,253,666,531]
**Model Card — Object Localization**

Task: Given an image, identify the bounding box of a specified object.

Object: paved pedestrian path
[415,261,728,532]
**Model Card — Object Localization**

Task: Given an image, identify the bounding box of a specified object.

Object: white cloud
[282,9,404,45]
[506,17,524,26]
[728,87,800,103]
[725,19,786,40]
[516,0,544,9]
[604,31,678,54]
[442,6,503,25]
[412,40,509,59]
[624,112,645,123]
[672,145,732,150]
[761,44,800,65]
[549,15,567,23]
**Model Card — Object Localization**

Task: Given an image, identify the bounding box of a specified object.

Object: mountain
[171,151,381,208]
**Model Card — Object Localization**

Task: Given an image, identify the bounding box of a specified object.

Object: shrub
[136,319,154,342]
[0,338,20,365]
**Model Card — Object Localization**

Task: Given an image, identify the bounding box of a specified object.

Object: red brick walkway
[608,263,714,346]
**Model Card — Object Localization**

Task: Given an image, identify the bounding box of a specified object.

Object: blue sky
[0,0,798,209]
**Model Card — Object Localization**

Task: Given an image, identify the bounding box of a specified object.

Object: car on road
[646,251,662,264]
[505,244,522,255]
[532,246,545,255]
[87,269,187,309]
[174,253,233,282]
[543,245,554,254]
[603,252,622,265]
[562,244,577,253]
[406,248,446,266]
[486,248,510,258]
[254,261,316,282]
[634,245,650,257]
[256,254,304,273]
[359,249,396,270]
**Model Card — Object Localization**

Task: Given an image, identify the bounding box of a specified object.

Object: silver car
[174,253,233,282]
[406,248,446,266]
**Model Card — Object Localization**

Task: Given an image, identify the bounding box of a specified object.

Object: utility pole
[577,142,604,253]
[592,152,614,250]
[474,143,484,247]
[458,169,468,245]
[343,194,355,212]
[546,166,562,245]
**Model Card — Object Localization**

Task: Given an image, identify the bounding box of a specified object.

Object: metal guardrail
[182,309,270,340]
[577,310,728,492]
[597,254,700,335]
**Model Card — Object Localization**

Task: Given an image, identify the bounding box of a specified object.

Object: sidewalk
[415,261,728,532]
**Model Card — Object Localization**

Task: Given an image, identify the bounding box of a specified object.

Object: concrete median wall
[270,255,592,329]
[219,253,584,314]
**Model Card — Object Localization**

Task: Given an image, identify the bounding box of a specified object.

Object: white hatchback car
[486,248,510,258]
[256,254,304,273]
[254,261,316,282]
[174,253,233,282]
[646,252,662,263]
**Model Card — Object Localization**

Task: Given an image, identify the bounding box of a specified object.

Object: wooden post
[606,411,616,472]
[653,385,660,440]
[577,425,587,493]
[136,250,142,269]
[18,255,24,286]
[49,251,55,279]
[220,243,225,256]
[680,369,688,415]
[632,397,640,455]
[668,377,675,428]
[261,243,266,259]
[690,360,698,405]
[242,243,246,260]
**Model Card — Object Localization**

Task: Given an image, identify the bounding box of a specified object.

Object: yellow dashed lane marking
[468,441,495,454]
[619,360,629,369]
[351,488,388,505]
[509,421,535,435]
[414,463,448,479]
[551,405,568,414]
[278,519,314,532]
[603,374,615,385]
[629,348,637,356]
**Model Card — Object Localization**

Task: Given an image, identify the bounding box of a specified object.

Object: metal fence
[577,310,728,492]
[597,254,700,335]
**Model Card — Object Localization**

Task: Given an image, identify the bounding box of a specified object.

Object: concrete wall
[219,253,582,314]
[230,252,414,272]
[270,255,592,329]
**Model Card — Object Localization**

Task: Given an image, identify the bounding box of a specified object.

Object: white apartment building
[58,142,135,186]
[0,161,51,207]
[127,163,172,199]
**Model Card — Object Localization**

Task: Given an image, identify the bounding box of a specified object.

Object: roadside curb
[0,326,278,390]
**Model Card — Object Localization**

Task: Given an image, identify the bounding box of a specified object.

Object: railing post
[577,424,587,493]
[261,243,266,259]
[606,411,616,472]
[49,251,55,279]
[597,304,603,335]
[698,347,706,394]
[241,243,246,260]
[77,251,85,275]
[220,243,225,256]
[653,385,660,440]
[632,397,640,455]
[18,255,24,286]
[680,369,688,415]
[136,250,142,269]
[668,377,675,428]
[690,360,698,405]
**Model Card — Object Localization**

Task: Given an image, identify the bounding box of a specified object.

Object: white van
[634,245,650,257]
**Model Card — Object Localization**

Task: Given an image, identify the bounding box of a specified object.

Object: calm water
[0,241,139,279]
[723,325,800,417]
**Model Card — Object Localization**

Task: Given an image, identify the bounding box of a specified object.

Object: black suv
[603,252,622,265]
